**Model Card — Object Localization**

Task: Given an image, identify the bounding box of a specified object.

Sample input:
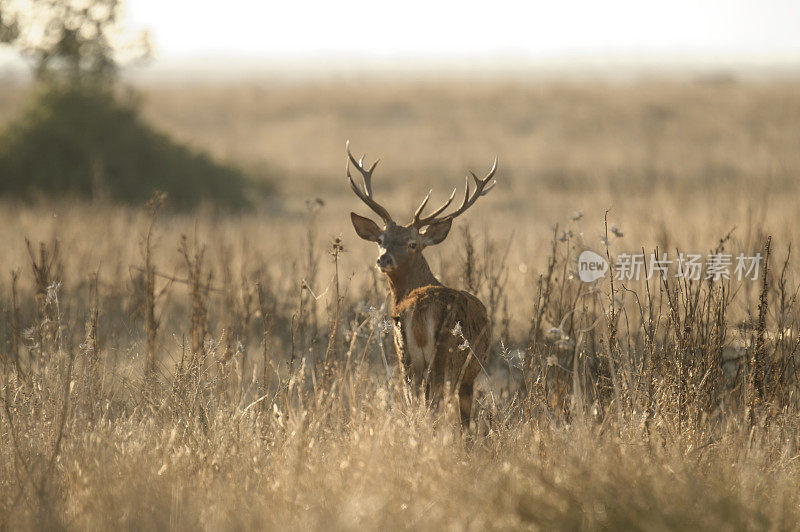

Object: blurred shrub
[0,84,270,209]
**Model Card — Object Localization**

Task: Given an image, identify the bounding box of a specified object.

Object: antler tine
[346,143,379,193]
[413,190,432,220]
[460,176,471,210]
[413,157,499,228]
[425,187,457,219]
[346,141,393,224]
[412,187,458,227]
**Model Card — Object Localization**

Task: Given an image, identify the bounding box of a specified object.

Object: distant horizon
[1,50,799,83]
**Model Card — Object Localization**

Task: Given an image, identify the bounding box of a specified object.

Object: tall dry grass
[1,77,800,529]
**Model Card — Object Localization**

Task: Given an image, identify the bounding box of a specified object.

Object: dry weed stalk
[139,192,167,392]
[750,235,772,421]
[322,236,345,385]
[24,238,61,363]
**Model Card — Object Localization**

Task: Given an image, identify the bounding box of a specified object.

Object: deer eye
[408,241,417,250]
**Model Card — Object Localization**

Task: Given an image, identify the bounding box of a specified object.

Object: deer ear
[421,219,452,246]
[350,212,382,242]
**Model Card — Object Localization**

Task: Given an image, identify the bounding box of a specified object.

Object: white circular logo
[578,250,608,282]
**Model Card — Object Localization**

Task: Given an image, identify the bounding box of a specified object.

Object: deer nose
[377,253,393,269]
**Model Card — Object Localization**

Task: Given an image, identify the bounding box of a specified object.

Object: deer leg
[393,318,415,386]
[458,381,474,428]
[424,346,447,410]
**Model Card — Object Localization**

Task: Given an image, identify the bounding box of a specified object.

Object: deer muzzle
[377,253,394,271]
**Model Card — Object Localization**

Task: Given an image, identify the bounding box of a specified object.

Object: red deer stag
[347,141,497,426]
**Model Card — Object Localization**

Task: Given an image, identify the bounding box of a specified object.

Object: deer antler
[412,157,498,228]
[346,141,393,224]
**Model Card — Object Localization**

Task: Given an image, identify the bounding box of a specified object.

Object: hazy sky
[124,0,800,59]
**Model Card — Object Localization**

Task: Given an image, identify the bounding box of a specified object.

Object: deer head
[347,141,497,274]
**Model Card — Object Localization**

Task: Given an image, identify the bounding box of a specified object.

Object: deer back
[392,285,491,384]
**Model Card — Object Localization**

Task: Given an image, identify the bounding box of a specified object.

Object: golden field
[2,75,800,529]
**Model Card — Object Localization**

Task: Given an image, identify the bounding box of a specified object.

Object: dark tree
[0,0,271,210]
[0,0,150,84]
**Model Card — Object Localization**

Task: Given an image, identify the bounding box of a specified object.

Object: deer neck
[385,253,440,307]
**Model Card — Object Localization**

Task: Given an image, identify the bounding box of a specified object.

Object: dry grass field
[2,76,800,529]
